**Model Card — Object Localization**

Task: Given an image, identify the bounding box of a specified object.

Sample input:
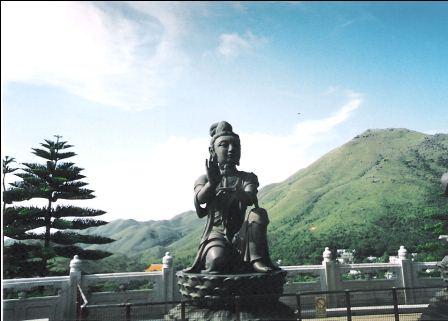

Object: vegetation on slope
[263,129,447,264]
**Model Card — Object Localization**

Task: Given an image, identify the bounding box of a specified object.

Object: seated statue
[186,121,276,274]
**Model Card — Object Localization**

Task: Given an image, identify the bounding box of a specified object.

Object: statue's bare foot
[253,261,274,273]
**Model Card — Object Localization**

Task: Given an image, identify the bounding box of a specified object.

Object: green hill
[81,211,200,268]
[263,128,447,264]
[83,128,448,271]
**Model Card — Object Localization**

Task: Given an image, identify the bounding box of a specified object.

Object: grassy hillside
[263,129,447,264]
[84,212,196,251]
[78,211,203,271]
[83,129,447,271]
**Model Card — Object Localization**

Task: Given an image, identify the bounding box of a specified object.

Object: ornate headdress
[209,121,240,147]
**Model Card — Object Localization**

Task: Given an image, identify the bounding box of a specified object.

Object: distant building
[337,249,355,264]
[145,264,163,272]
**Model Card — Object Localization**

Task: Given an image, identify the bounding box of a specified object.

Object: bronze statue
[173,122,298,318]
[187,121,276,274]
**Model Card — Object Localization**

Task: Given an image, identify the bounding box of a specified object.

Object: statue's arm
[242,185,258,206]
[195,176,217,204]
[233,172,259,206]
[195,156,221,207]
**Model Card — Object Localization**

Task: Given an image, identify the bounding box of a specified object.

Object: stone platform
[165,300,295,321]
[172,270,294,320]
[176,270,287,307]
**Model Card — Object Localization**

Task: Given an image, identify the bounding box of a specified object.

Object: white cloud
[80,135,209,222]
[422,129,448,135]
[322,86,339,96]
[293,90,362,138]
[1,2,189,111]
[217,30,267,58]
[340,19,356,28]
[89,89,362,221]
[242,90,363,185]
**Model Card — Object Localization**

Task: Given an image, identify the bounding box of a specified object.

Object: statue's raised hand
[206,155,220,186]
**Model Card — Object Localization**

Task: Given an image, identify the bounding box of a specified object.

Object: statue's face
[213,135,241,166]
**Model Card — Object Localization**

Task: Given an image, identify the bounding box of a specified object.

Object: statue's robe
[186,171,274,273]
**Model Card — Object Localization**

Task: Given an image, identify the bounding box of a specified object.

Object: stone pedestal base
[165,301,295,321]
[174,270,291,319]
[177,270,286,308]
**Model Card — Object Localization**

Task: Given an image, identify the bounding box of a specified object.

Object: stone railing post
[322,247,338,308]
[64,255,82,320]
[162,252,174,305]
[397,246,416,304]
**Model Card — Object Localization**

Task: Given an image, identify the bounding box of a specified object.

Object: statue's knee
[247,207,269,225]
[208,256,226,271]
[205,246,227,271]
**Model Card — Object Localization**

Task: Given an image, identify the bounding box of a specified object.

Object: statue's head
[442,173,448,197]
[209,121,241,167]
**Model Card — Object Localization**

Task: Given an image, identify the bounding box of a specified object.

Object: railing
[281,248,442,308]
[2,246,445,321]
[3,275,70,289]
[3,252,174,321]
[81,286,446,321]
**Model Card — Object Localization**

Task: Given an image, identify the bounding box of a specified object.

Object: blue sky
[2,2,447,221]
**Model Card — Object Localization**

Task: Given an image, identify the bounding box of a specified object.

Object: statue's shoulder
[238,171,259,186]
[194,174,208,187]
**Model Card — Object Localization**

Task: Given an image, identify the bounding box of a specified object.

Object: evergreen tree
[3,156,43,277]
[3,156,29,209]
[4,137,114,276]
[418,212,448,261]
[3,156,18,214]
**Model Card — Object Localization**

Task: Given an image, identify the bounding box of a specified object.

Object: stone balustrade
[3,247,444,321]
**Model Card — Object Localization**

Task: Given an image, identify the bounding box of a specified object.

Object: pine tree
[4,136,114,276]
[3,156,17,213]
[3,156,43,277]
[3,156,29,209]
[3,156,31,277]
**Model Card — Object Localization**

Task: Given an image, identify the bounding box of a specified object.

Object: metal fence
[294,286,446,321]
[79,286,446,321]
